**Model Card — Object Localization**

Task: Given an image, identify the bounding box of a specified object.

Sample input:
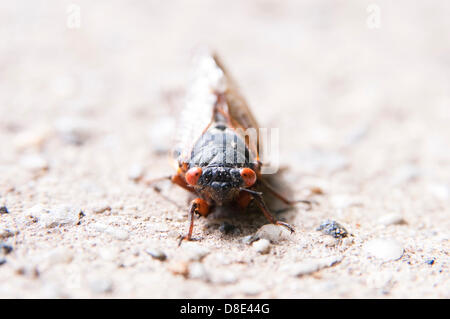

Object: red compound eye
[240,168,256,187]
[185,167,202,186]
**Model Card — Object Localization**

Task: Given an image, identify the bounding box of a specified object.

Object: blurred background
[0,0,448,298]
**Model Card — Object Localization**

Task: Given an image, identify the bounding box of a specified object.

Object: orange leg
[178,198,210,246]
[236,190,253,211]
[248,190,295,233]
[171,173,197,194]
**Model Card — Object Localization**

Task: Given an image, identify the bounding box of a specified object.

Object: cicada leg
[258,178,316,210]
[170,173,197,193]
[248,191,295,233]
[145,172,197,194]
[178,198,210,246]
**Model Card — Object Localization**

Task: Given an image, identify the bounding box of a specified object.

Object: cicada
[154,50,311,245]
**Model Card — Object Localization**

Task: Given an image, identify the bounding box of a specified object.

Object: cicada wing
[171,52,221,170]
[172,50,264,171]
[212,54,260,131]
[212,54,262,161]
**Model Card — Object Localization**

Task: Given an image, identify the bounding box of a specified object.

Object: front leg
[178,198,210,246]
[250,191,295,233]
[257,178,315,210]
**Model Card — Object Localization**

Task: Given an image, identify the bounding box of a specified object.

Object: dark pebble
[145,248,167,261]
[0,206,8,215]
[317,220,349,239]
[0,243,13,255]
[219,222,238,235]
[425,258,435,265]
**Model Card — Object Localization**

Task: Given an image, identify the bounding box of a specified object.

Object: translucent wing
[212,54,260,132]
[171,50,223,169]
[171,49,261,170]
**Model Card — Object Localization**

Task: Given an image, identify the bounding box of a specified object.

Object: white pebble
[29,205,81,228]
[240,281,263,296]
[128,164,144,181]
[427,183,449,201]
[252,239,271,254]
[182,242,210,261]
[285,256,343,277]
[329,194,361,209]
[13,127,50,151]
[188,262,210,282]
[88,278,113,294]
[87,203,111,215]
[91,222,108,232]
[104,227,130,241]
[45,249,74,265]
[254,224,291,243]
[364,238,404,261]
[54,117,90,145]
[211,270,237,285]
[145,248,167,261]
[378,213,406,226]
[20,155,49,171]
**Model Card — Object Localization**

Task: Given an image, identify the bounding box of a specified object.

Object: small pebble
[183,243,210,261]
[329,195,360,209]
[240,235,255,245]
[284,256,343,277]
[188,262,210,282]
[425,258,435,265]
[88,203,111,215]
[32,205,83,228]
[211,270,237,285]
[0,206,9,215]
[0,243,13,255]
[104,228,130,241]
[128,164,144,182]
[88,278,113,294]
[168,261,189,277]
[54,117,90,145]
[145,248,167,261]
[0,258,6,266]
[45,249,74,265]
[364,238,404,261]
[254,224,291,243]
[240,281,263,296]
[391,165,420,185]
[92,223,108,232]
[427,184,449,201]
[317,220,349,239]
[13,127,50,150]
[378,213,407,226]
[20,155,49,171]
[252,239,271,254]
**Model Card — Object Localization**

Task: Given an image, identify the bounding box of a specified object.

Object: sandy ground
[0,0,449,298]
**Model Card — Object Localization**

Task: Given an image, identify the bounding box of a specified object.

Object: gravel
[364,239,404,262]
[253,224,292,243]
[252,239,271,254]
[145,248,167,261]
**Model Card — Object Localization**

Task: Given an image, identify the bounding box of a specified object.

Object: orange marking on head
[240,168,256,187]
[185,167,202,186]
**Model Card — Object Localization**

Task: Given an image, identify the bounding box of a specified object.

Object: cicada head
[185,165,257,206]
